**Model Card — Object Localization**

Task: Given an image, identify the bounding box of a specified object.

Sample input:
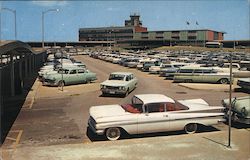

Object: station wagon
[173,66,231,84]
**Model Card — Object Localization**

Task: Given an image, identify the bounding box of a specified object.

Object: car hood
[222,96,250,118]
[101,80,127,86]
[89,104,130,121]
[44,73,59,80]
[43,71,58,78]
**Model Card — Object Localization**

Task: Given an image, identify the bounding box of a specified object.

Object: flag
[186,21,190,25]
[196,21,199,25]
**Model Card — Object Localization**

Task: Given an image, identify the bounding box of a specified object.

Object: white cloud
[32,1,68,7]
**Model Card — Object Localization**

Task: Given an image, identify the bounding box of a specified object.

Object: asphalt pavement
[10,129,250,160]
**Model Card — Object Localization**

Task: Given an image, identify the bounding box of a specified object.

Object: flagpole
[196,21,199,47]
[186,21,190,46]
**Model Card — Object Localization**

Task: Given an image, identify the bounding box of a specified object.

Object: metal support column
[32,54,35,72]
[10,53,15,96]
[25,54,28,77]
[34,54,37,71]
[19,55,23,90]
[29,54,32,76]
[0,65,2,139]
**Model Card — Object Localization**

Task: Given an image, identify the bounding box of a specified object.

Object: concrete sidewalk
[179,83,235,91]
[8,129,250,160]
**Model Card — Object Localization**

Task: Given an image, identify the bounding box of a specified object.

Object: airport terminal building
[79,14,225,44]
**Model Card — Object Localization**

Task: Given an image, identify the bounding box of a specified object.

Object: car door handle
[163,115,168,117]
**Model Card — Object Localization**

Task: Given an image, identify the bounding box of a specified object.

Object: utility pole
[227,52,233,148]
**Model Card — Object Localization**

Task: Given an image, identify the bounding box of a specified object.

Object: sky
[0,0,249,42]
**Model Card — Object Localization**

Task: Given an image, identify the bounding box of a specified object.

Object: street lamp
[0,7,17,40]
[42,9,59,48]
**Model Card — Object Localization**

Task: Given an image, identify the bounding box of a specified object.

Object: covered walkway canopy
[0,40,46,144]
[0,40,46,97]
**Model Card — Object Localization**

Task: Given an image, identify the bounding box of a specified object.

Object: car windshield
[109,74,125,80]
[121,104,142,113]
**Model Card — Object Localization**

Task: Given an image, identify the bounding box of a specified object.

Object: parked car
[119,56,133,66]
[148,63,166,74]
[136,59,152,70]
[88,94,225,140]
[126,58,141,68]
[100,72,138,97]
[237,78,250,91]
[42,66,97,86]
[173,66,232,84]
[216,63,241,73]
[38,62,86,80]
[141,60,161,72]
[222,96,250,124]
[159,63,186,77]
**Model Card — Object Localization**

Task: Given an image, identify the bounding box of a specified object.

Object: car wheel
[86,79,91,84]
[219,78,229,84]
[58,80,65,87]
[105,127,121,141]
[102,92,106,96]
[184,123,197,134]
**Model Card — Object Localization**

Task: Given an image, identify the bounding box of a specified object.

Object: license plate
[109,91,115,94]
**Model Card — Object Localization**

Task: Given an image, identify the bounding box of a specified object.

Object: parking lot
[1,54,248,149]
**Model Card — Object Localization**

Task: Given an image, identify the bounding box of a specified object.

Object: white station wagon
[88,94,225,140]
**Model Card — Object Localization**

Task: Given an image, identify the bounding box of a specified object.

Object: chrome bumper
[88,119,104,135]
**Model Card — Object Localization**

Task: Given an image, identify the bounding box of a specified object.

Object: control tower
[125,13,142,27]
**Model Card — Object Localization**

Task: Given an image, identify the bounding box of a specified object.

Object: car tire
[102,92,106,96]
[86,79,91,84]
[184,123,197,134]
[58,80,65,87]
[219,78,229,84]
[105,127,121,141]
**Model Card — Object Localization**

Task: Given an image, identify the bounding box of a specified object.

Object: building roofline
[142,29,226,34]
[79,26,134,31]
[79,26,226,34]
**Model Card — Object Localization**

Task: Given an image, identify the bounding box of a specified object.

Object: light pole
[1,7,17,40]
[42,9,59,48]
